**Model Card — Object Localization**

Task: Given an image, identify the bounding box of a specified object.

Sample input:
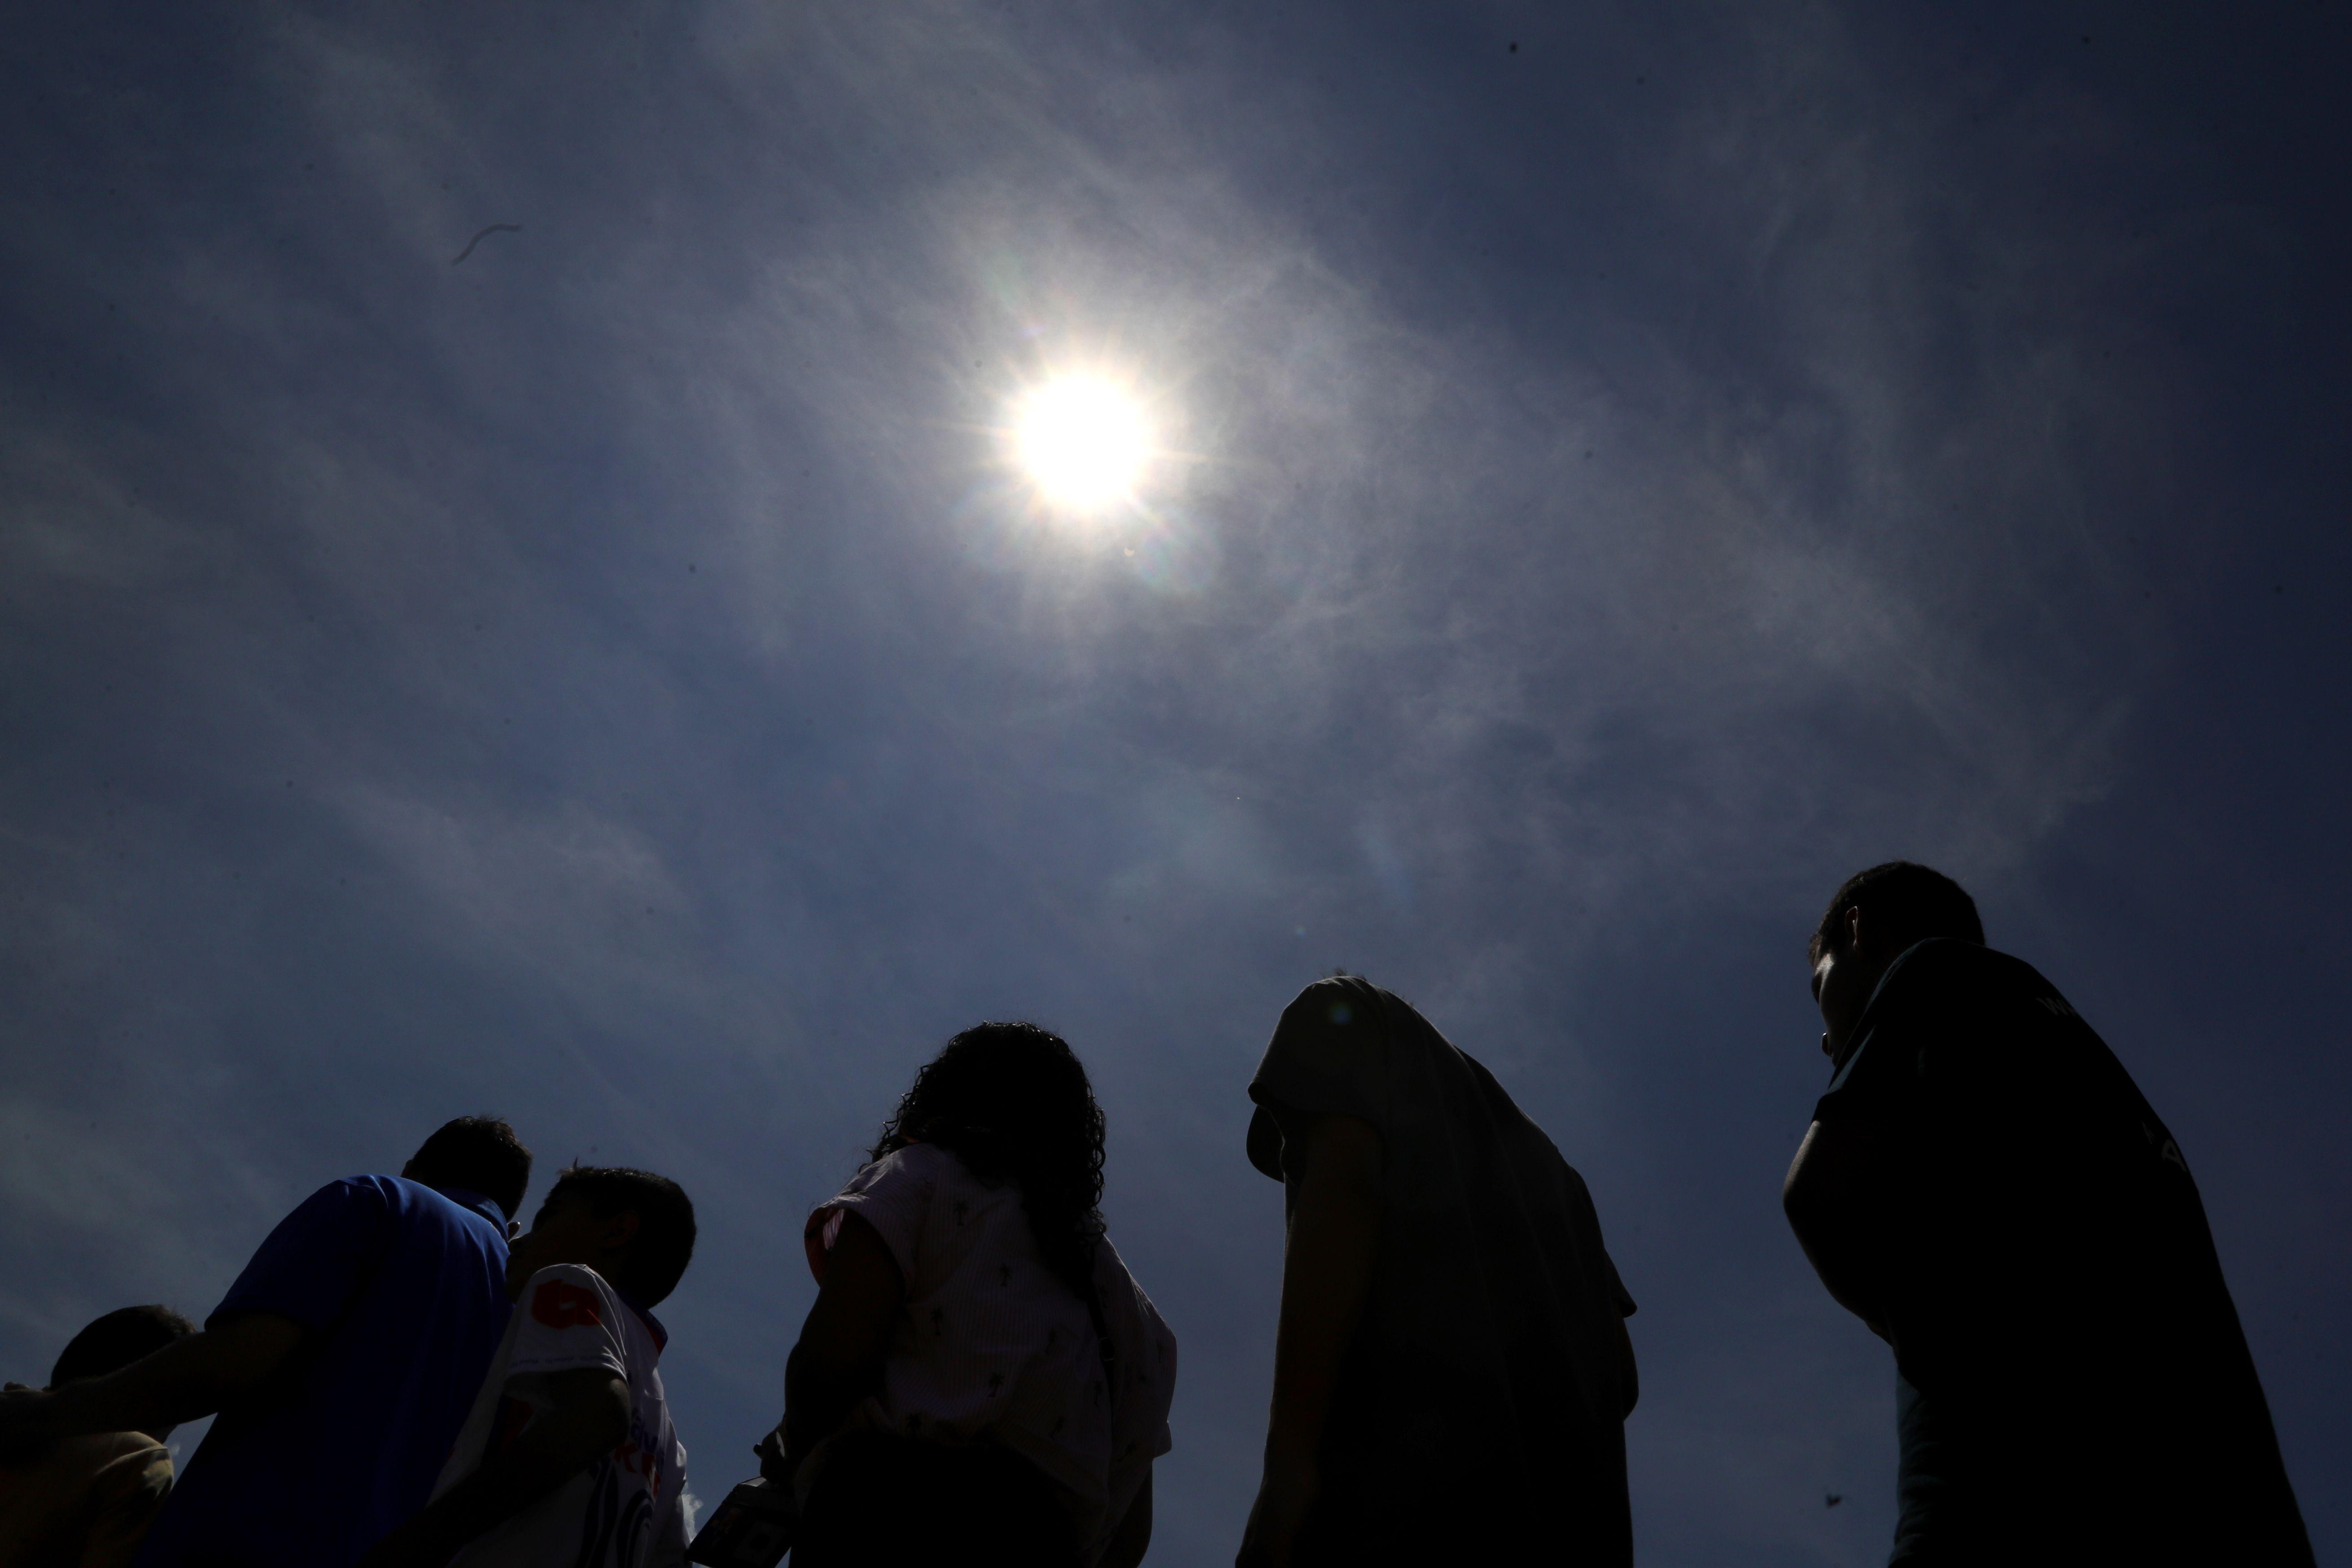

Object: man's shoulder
[1874,939,2068,1020]
[1843,943,2100,1115]
[372,1175,508,1246]
[255,1173,405,1245]
[293,1171,464,1222]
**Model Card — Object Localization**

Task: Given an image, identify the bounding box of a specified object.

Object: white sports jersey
[433,1263,690,1568]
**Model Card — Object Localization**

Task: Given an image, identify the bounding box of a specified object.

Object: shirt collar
[434,1187,511,1233]
[1828,938,1965,1076]
[614,1287,669,1354]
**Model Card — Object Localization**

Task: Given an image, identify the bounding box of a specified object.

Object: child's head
[49,1304,195,1389]
[507,1166,697,1307]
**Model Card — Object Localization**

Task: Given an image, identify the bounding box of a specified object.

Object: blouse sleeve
[806,1146,937,1291]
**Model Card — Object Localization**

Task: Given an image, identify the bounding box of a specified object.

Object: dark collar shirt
[1814,939,2313,1566]
[1247,977,1636,1566]
[132,1175,514,1568]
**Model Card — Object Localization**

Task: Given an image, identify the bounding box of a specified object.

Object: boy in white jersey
[361,1167,698,1568]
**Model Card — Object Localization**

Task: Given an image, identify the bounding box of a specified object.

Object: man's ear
[508,1219,522,1242]
[1843,903,1866,959]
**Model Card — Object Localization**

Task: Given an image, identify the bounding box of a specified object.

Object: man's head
[403,1116,534,1223]
[505,1166,697,1308]
[1809,862,1984,1062]
[46,1302,195,1429]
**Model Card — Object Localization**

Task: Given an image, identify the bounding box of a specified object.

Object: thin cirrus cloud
[6,2,2339,1565]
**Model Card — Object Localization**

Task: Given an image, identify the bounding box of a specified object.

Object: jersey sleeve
[505,1264,630,1380]
[647,1439,692,1568]
[209,1176,393,1331]
[807,1147,936,1290]
[73,1437,173,1568]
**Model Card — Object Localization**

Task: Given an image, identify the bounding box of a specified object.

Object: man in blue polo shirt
[0,1116,530,1568]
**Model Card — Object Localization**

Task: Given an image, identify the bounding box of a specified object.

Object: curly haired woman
[758,1023,1176,1568]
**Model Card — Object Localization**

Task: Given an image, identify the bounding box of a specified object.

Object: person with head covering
[758,1022,1176,1568]
[1236,976,1638,1568]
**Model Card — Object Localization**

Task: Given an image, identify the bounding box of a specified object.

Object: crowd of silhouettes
[0,861,2317,1567]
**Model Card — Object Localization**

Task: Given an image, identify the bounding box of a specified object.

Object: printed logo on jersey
[614,1410,669,1498]
[532,1277,605,1329]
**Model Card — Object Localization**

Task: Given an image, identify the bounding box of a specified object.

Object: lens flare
[1011,376,1150,512]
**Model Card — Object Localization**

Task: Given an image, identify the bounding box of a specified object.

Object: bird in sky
[450,223,521,266]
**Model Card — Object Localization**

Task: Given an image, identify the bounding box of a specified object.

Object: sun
[1011,375,1151,513]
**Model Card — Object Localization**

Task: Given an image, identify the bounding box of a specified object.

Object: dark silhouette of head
[874,1022,1106,1298]
[49,1304,195,1389]
[1809,862,1984,1063]
[1808,861,1984,967]
[535,1166,698,1307]
[403,1116,534,1221]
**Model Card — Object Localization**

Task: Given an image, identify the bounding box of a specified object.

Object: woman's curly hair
[872,1022,1106,1298]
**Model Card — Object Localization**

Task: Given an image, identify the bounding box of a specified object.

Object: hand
[1235,1453,1318,1568]
[753,1422,793,1488]
[0,1385,58,1464]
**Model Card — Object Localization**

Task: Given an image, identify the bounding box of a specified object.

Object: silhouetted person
[760,1023,1176,1568]
[0,1305,193,1568]
[1783,863,2314,1565]
[1237,977,1638,1568]
[364,1166,697,1568]
[0,1116,532,1568]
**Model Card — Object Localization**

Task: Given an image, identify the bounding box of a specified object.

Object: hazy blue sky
[3,3,2347,1563]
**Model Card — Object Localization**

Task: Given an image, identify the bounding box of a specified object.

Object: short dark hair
[1810,861,1985,965]
[50,1304,196,1388]
[407,1116,534,1220]
[545,1166,697,1306]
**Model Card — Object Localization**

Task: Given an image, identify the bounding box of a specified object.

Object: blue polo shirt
[134,1175,514,1568]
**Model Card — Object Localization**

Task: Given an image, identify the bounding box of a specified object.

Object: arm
[361,1367,631,1568]
[756,1210,905,1486]
[1099,1468,1153,1568]
[1237,1111,1382,1568]
[0,1313,306,1452]
[1782,1118,1893,1340]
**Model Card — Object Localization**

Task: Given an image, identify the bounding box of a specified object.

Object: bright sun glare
[1012,375,1151,513]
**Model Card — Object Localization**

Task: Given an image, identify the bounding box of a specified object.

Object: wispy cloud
[0,2,2294,1561]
